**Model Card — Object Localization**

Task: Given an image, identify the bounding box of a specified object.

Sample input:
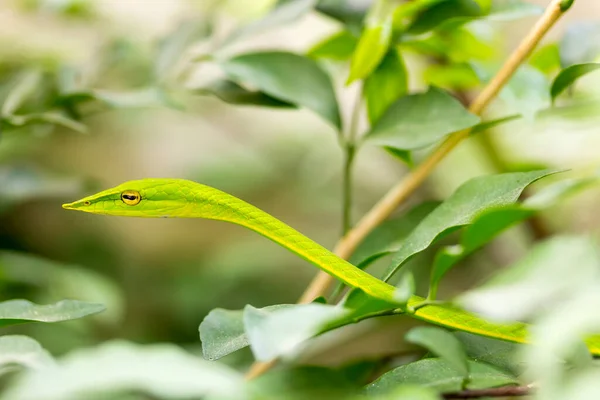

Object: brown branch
[246,0,573,379]
[444,385,534,399]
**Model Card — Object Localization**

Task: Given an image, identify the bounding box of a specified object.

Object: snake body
[63,178,600,354]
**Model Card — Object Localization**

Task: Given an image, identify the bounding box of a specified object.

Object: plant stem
[296,0,573,304]
[342,143,356,235]
[342,85,362,235]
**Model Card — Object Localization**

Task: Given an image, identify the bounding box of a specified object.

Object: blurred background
[1,0,600,371]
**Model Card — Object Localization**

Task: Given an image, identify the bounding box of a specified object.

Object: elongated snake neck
[178,185,399,303]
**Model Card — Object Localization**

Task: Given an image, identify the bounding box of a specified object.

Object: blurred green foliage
[1,0,600,399]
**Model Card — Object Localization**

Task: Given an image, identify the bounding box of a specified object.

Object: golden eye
[84,201,91,206]
[121,190,141,206]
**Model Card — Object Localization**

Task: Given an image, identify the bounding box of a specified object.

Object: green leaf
[3,341,244,400]
[199,305,291,361]
[221,52,341,129]
[154,18,212,80]
[551,63,600,101]
[84,87,173,109]
[3,112,87,134]
[382,170,556,282]
[406,327,469,378]
[427,174,600,300]
[365,87,480,151]
[407,0,482,34]
[424,63,480,90]
[529,44,561,75]
[1,70,42,116]
[471,114,521,134]
[385,147,413,166]
[0,299,105,327]
[316,0,370,33]
[459,235,600,321]
[224,0,317,45]
[347,0,394,84]
[365,358,518,395]
[249,367,360,400]
[243,303,348,361]
[307,30,358,60]
[0,251,124,325]
[194,80,296,108]
[455,332,524,376]
[364,49,408,123]
[350,202,440,268]
[0,335,55,376]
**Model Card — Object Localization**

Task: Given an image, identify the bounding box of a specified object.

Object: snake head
[62,179,193,217]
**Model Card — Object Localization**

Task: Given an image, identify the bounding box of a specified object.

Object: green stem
[341,84,363,235]
[342,143,356,235]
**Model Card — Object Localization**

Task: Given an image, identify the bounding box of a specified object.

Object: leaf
[221,52,341,129]
[0,299,105,327]
[406,327,469,378]
[407,0,482,34]
[199,305,291,361]
[0,335,55,376]
[459,235,600,322]
[307,30,358,60]
[0,251,124,325]
[382,170,556,282]
[385,147,413,166]
[249,367,359,400]
[316,0,370,33]
[350,202,440,268]
[364,87,480,151]
[154,18,212,80]
[364,49,408,123]
[455,332,524,375]
[194,79,296,108]
[551,63,600,101]
[4,112,87,134]
[347,0,394,84]
[529,43,561,75]
[88,87,173,109]
[560,22,600,67]
[424,63,480,90]
[1,70,42,116]
[365,358,518,395]
[3,340,244,400]
[471,114,521,134]
[224,0,317,45]
[243,303,348,361]
[427,174,600,300]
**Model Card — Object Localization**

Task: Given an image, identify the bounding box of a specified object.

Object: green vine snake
[63,178,600,354]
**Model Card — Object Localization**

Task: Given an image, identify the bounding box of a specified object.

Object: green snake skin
[63,178,600,354]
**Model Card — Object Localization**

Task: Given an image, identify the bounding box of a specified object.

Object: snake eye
[121,190,141,206]
[84,201,91,206]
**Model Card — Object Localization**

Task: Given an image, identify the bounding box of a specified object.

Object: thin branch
[342,85,363,235]
[247,0,574,379]
[444,384,534,399]
[297,0,573,303]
